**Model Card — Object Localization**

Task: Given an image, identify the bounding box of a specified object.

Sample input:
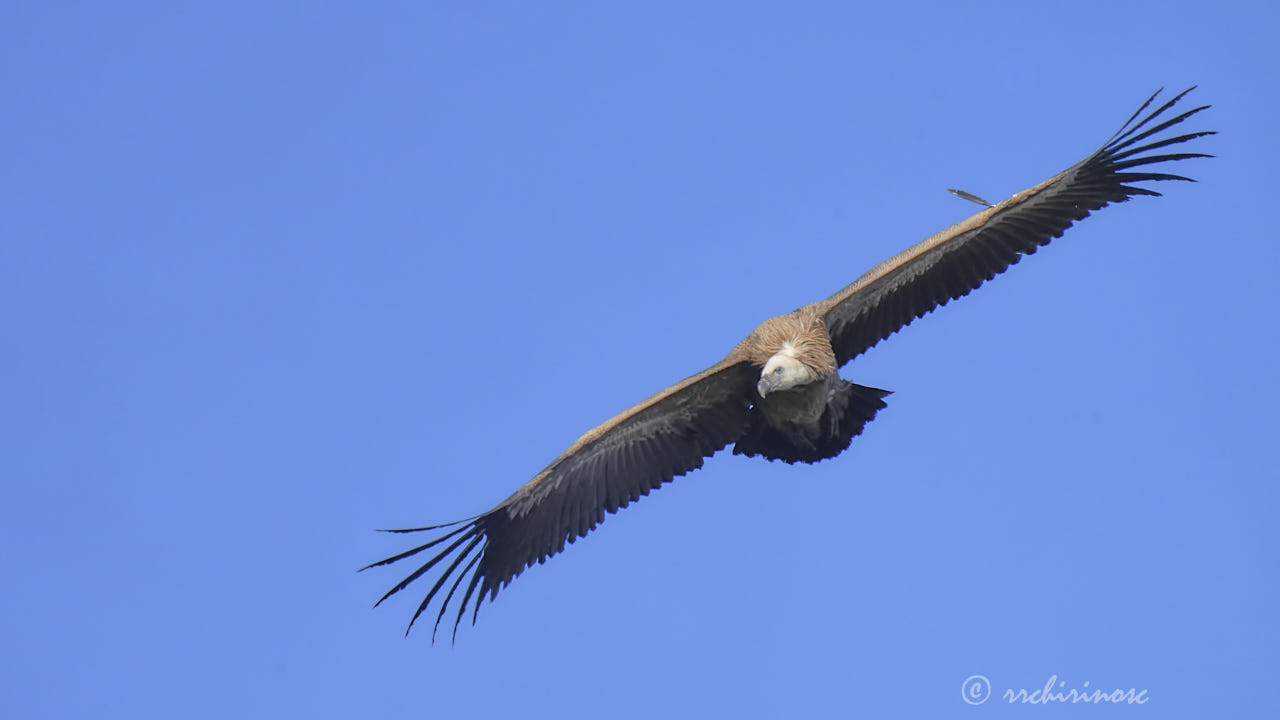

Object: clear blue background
[4,2,1276,717]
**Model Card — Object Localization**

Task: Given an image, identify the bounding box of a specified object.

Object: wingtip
[376,516,476,534]
[404,604,428,636]
[373,586,400,608]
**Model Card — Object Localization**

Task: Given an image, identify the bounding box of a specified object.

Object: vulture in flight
[366,88,1213,641]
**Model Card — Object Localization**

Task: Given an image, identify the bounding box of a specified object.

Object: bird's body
[730,306,886,464]
[366,88,1214,642]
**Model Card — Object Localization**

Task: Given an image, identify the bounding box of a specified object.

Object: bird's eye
[773,367,784,375]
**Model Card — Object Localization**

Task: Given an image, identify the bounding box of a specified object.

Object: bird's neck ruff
[744,308,838,377]
[744,309,838,397]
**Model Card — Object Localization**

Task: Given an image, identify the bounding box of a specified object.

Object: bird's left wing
[816,87,1214,367]
[364,358,757,641]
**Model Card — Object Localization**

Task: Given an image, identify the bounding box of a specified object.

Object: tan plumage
[731,305,836,372]
[365,88,1214,641]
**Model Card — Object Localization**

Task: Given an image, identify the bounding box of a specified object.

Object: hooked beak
[756,375,780,398]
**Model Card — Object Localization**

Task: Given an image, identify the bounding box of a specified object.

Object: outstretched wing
[364,359,756,641]
[818,87,1214,366]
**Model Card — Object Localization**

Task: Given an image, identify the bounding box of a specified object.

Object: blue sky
[4,2,1277,717]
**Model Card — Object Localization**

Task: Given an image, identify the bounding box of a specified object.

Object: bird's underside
[364,88,1214,642]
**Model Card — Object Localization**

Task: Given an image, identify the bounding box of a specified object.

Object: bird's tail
[733,382,891,464]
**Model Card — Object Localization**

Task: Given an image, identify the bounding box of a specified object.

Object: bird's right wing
[817,88,1214,367]
[364,358,757,641]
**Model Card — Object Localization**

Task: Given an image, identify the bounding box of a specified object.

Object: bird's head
[756,343,816,398]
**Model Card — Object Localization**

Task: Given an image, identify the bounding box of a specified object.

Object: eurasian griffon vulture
[366,88,1213,641]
